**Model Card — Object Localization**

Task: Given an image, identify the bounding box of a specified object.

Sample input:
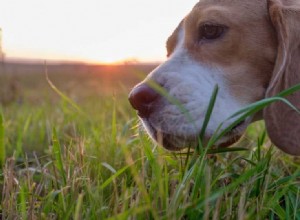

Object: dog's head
[129,0,300,155]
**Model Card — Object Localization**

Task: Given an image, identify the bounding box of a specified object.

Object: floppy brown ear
[264,0,300,155]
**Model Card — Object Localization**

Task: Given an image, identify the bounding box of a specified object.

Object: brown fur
[264,0,300,155]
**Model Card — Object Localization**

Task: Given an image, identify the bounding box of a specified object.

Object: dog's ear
[264,0,300,155]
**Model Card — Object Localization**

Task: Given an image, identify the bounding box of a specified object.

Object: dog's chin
[142,119,248,151]
[141,120,190,151]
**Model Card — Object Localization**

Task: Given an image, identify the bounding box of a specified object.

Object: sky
[0,0,197,63]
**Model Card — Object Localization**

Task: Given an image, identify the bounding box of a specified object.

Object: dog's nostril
[128,84,160,118]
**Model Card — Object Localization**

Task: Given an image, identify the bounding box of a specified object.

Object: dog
[129,0,300,156]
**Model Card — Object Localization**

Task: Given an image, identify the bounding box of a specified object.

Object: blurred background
[0,0,197,105]
[0,0,196,63]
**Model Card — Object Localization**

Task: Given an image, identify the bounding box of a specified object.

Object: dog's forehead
[190,0,268,25]
[194,0,267,8]
[166,0,269,55]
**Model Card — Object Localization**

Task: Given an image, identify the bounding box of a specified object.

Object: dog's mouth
[142,118,249,151]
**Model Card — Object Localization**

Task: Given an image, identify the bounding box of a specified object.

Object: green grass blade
[45,68,87,117]
[228,83,300,121]
[0,111,5,166]
[206,147,248,154]
[268,171,300,190]
[105,205,151,220]
[62,199,76,220]
[111,98,117,145]
[193,160,267,210]
[199,85,219,146]
[52,128,67,185]
[208,95,300,148]
[74,193,84,220]
[100,164,131,190]
[276,83,300,97]
[171,157,204,209]
[217,83,300,144]
[20,185,27,220]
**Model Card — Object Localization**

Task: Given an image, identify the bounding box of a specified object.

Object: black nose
[128,84,160,118]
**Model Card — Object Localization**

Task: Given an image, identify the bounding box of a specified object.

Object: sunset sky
[0,0,197,64]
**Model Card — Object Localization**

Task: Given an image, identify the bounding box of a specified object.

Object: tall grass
[0,110,5,166]
[0,71,300,219]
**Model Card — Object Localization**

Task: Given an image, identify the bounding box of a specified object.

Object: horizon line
[1,56,163,66]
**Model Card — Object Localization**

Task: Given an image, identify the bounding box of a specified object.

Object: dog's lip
[146,122,183,151]
[227,118,251,135]
[142,117,250,151]
[160,135,183,151]
[215,118,251,147]
[217,133,243,148]
[231,120,246,130]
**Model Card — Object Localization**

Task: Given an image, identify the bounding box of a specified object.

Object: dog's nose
[128,84,160,118]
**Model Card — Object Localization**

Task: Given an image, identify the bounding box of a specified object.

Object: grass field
[0,62,300,219]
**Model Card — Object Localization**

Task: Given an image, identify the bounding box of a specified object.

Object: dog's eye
[199,24,225,40]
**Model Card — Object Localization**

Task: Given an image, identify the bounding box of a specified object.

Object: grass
[0,63,300,219]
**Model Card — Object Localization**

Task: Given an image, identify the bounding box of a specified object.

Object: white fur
[140,26,247,148]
